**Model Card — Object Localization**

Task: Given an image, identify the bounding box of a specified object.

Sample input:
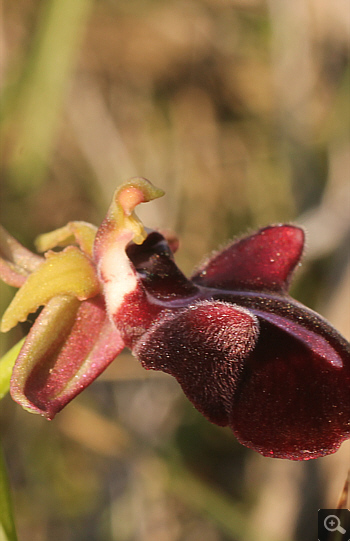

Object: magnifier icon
[324,515,346,534]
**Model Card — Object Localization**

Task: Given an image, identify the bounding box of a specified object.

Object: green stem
[0,338,24,540]
[0,444,18,541]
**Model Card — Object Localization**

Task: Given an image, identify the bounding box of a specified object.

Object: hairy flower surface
[1,179,349,460]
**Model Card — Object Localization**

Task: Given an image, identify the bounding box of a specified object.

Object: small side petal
[10,295,125,419]
[0,225,43,287]
[1,246,100,332]
[192,225,304,293]
[35,221,97,257]
[134,300,259,426]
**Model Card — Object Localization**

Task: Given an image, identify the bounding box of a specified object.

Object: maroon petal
[192,225,304,293]
[230,317,350,459]
[10,295,124,419]
[134,300,259,426]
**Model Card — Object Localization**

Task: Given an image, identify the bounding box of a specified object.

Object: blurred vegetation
[0,0,349,540]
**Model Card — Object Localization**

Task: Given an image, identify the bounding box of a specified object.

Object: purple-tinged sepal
[10,295,124,419]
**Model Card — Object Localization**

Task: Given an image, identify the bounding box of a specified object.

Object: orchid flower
[1,178,349,460]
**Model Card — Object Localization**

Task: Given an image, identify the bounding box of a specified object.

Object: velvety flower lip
[133,300,260,427]
[114,215,349,460]
[1,178,349,460]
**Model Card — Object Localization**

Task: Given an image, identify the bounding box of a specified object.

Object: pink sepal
[10,294,124,419]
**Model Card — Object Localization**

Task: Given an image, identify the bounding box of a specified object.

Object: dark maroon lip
[124,224,349,460]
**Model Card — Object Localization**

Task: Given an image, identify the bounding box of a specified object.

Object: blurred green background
[1,1,349,540]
